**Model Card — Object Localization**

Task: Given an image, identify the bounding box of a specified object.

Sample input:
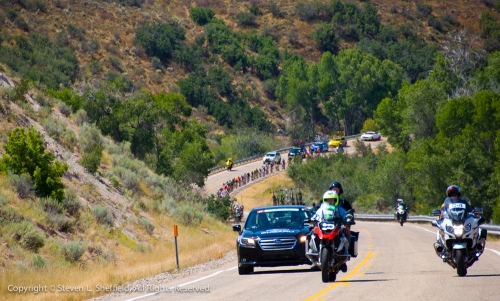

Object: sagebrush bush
[40,197,64,214]
[138,217,155,235]
[32,254,47,269]
[92,205,113,225]
[167,202,204,226]
[8,172,34,199]
[7,221,45,252]
[63,188,81,216]
[63,240,85,262]
[58,101,71,117]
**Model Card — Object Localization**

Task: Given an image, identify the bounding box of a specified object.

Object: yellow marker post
[174,225,179,270]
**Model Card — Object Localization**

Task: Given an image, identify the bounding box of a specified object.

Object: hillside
[1,0,500,300]
[0,0,498,136]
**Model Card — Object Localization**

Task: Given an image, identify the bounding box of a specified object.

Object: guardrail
[355,214,500,236]
[209,134,362,175]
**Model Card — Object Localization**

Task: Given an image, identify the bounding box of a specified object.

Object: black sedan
[233,205,312,275]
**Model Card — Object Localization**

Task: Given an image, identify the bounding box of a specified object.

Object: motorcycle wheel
[321,248,330,283]
[456,249,467,277]
[400,218,404,226]
[328,271,337,282]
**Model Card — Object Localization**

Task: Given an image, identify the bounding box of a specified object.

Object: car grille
[259,237,296,250]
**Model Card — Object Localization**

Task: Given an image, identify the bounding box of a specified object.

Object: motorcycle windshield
[446,203,468,223]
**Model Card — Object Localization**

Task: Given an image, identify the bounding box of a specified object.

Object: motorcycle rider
[328,181,354,272]
[308,191,351,272]
[395,198,408,221]
[439,185,474,219]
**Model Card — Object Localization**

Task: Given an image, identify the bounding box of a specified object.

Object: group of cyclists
[216,163,286,199]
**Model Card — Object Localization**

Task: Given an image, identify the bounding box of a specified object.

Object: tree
[0,127,68,201]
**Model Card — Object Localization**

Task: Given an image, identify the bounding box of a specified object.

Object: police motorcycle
[395,204,408,226]
[306,209,358,283]
[431,203,486,277]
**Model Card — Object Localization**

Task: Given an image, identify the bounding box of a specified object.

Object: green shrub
[0,203,24,226]
[62,240,85,262]
[190,6,215,26]
[80,144,103,174]
[269,0,284,18]
[40,197,64,214]
[138,217,155,235]
[203,194,232,221]
[62,188,81,216]
[174,203,204,226]
[235,12,256,26]
[135,22,186,63]
[47,88,84,113]
[32,254,47,269]
[92,205,113,225]
[7,221,45,252]
[8,172,34,199]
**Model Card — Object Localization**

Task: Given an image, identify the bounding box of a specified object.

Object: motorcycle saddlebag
[349,231,359,258]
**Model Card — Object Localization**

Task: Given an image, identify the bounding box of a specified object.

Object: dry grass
[0,213,237,301]
[233,172,295,209]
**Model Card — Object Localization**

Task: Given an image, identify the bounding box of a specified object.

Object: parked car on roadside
[310,142,328,153]
[360,131,381,141]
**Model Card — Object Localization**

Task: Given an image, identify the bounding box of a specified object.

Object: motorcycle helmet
[446,185,461,197]
[329,181,343,195]
[397,198,403,203]
[322,190,340,206]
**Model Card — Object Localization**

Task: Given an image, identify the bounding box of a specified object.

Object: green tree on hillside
[0,127,68,201]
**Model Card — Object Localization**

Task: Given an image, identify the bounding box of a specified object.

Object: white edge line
[411,225,500,256]
[121,267,237,301]
[121,292,159,301]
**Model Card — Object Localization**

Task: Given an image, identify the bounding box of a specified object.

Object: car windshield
[245,209,309,230]
[332,138,340,141]
[266,153,275,157]
[290,149,299,154]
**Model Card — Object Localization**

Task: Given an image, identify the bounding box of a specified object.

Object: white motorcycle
[431,204,486,277]
[394,205,408,226]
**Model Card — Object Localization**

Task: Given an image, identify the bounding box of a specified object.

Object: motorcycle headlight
[464,223,471,232]
[453,225,464,236]
[445,225,454,234]
[240,237,257,246]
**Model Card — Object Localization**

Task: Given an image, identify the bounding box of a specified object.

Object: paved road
[203,137,387,196]
[109,221,500,301]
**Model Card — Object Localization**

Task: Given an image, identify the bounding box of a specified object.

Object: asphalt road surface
[108,221,500,301]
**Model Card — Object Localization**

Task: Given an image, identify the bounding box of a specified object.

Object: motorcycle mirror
[473,207,484,215]
[478,217,486,226]
[431,220,439,228]
[431,209,441,216]
[232,224,241,232]
[346,209,355,214]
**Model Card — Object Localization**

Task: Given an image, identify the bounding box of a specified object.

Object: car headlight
[300,236,307,243]
[453,225,464,236]
[240,237,257,246]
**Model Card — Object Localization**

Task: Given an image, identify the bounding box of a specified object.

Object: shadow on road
[463,274,500,278]
[252,268,320,275]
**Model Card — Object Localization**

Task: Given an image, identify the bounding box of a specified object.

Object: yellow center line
[303,251,373,301]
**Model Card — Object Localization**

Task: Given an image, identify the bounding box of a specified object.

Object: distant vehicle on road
[360,131,381,141]
[288,146,306,160]
[263,151,281,164]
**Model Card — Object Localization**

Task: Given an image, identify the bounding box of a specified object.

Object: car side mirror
[233,224,241,232]
[473,207,483,215]
[431,209,441,217]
